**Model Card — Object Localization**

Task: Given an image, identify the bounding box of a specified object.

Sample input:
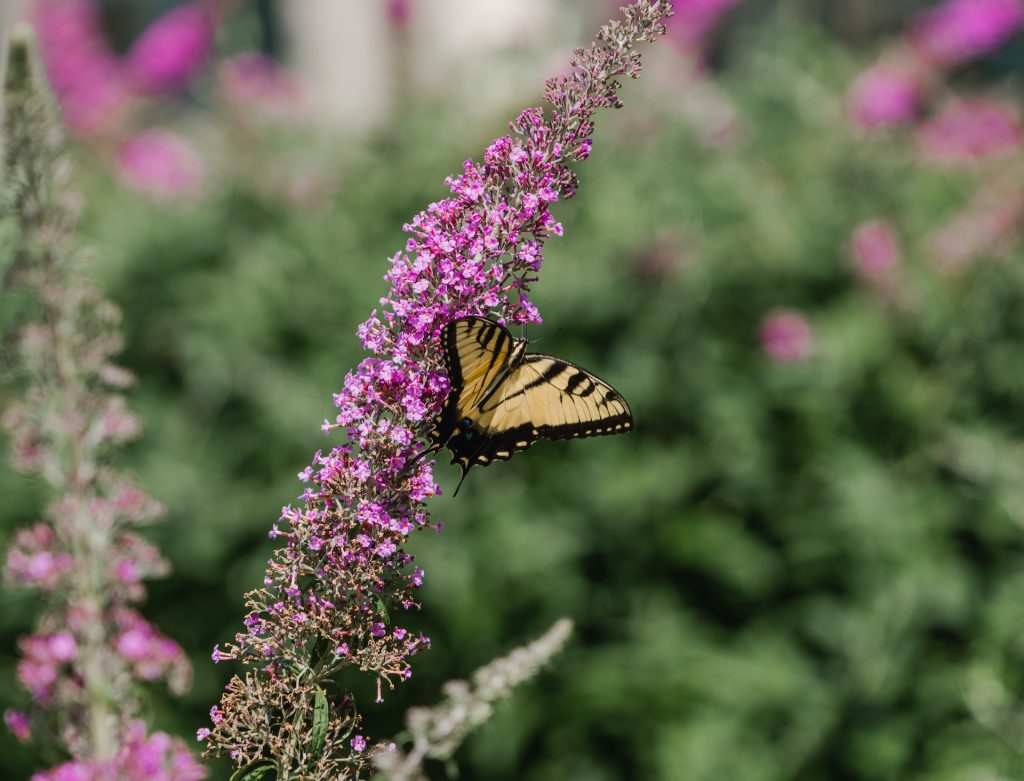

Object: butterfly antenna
[523,325,563,347]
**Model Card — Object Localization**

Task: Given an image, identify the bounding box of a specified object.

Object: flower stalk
[1,26,202,780]
[203,3,671,778]
[373,619,575,781]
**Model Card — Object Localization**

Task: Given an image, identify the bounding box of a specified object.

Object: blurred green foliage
[5,17,1024,781]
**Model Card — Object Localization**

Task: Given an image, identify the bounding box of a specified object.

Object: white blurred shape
[280,0,565,130]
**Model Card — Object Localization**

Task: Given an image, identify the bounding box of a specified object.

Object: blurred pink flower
[31,0,127,134]
[5,524,74,591]
[761,310,813,363]
[218,52,307,120]
[117,129,204,197]
[126,2,214,94]
[928,181,1024,269]
[387,0,412,27]
[4,709,31,743]
[666,0,742,59]
[916,98,1021,163]
[910,0,1024,66]
[113,609,189,691]
[850,219,902,279]
[30,721,206,781]
[847,65,921,128]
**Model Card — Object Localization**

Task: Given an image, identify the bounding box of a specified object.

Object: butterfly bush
[202,2,671,777]
[1,29,203,781]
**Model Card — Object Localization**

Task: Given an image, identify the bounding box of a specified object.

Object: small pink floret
[47,632,77,663]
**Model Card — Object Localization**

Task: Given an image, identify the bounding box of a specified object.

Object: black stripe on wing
[433,317,515,452]
[516,354,633,441]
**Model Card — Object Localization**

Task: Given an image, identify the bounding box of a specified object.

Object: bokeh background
[4,0,1024,778]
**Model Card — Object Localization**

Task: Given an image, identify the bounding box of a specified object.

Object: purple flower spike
[126,2,214,95]
[910,0,1024,67]
[203,2,672,777]
[3,29,200,777]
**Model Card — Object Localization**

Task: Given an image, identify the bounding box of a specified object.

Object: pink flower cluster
[850,219,902,280]
[125,3,213,94]
[218,52,308,121]
[30,721,205,781]
[848,0,1024,130]
[117,129,204,197]
[761,310,813,363]
[927,179,1024,269]
[16,633,78,702]
[910,0,1024,66]
[848,65,921,128]
[916,98,1021,163]
[113,609,191,689]
[32,0,214,134]
[202,2,672,776]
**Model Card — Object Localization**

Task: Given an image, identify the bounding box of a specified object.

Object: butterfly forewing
[444,317,515,412]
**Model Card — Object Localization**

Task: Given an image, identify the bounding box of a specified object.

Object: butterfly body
[424,316,633,494]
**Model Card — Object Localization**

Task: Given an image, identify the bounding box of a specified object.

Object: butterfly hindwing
[465,355,632,460]
[509,354,633,441]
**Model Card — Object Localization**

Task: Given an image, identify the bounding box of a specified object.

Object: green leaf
[229,760,277,781]
[311,686,330,758]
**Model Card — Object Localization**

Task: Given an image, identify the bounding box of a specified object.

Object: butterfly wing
[429,317,517,450]
[455,353,633,467]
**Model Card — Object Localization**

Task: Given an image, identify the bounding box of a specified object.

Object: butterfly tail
[451,462,472,498]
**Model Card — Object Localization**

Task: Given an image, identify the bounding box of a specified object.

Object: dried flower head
[373,619,574,781]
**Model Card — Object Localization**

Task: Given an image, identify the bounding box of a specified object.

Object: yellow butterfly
[421,316,633,495]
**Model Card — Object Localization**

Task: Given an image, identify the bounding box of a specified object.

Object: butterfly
[419,316,633,495]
